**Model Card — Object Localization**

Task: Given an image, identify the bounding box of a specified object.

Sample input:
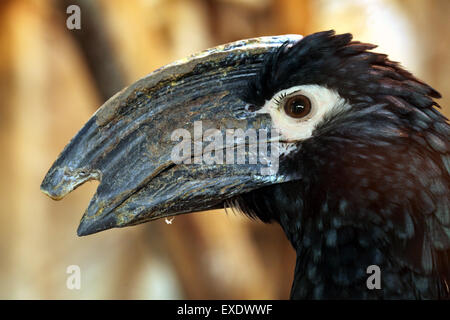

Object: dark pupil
[290,99,306,113]
[285,95,311,118]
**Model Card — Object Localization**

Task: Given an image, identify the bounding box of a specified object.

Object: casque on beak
[40,35,302,236]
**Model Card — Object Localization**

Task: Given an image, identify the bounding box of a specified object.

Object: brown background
[0,0,449,299]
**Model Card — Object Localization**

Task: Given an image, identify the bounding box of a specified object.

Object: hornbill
[41,31,450,299]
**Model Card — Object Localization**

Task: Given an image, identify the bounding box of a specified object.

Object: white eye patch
[256,84,349,142]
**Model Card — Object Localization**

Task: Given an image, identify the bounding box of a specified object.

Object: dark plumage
[239,30,450,299]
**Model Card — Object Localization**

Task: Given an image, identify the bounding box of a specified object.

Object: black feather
[237,30,450,299]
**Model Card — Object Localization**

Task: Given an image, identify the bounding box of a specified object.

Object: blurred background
[0,0,449,299]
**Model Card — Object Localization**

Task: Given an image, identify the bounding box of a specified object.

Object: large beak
[40,35,302,236]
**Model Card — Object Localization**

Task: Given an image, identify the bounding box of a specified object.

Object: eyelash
[273,92,287,106]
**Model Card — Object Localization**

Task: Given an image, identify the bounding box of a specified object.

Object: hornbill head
[41,31,450,299]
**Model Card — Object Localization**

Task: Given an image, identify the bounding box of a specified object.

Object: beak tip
[39,166,74,200]
[76,226,89,237]
[77,214,117,237]
[40,185,54,199]
[40,173,60,200]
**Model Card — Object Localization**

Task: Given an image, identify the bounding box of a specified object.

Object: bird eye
[283,95,311,119]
